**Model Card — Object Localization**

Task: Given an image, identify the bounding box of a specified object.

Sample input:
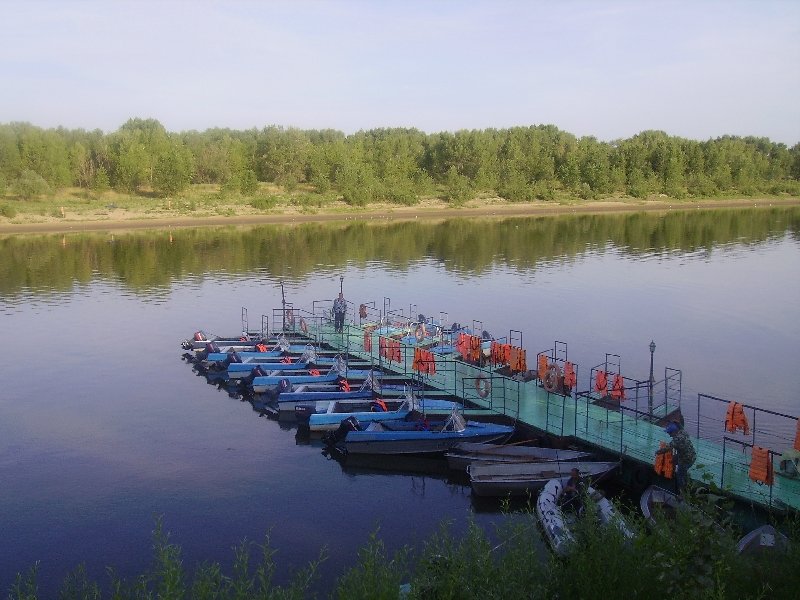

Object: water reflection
[1,207,798,298]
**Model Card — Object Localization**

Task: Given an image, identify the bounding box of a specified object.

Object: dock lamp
[648,340,656,415]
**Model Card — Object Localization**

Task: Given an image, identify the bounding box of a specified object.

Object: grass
[1,183,797,227]
[5,496,798,600]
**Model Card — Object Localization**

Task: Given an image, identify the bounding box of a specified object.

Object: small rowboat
[445,441,592,472]
[736,524,790,555]
[468,461,619,497]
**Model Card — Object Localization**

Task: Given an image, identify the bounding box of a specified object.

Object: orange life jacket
[749,446,774,486]
[255,343,267,353]
[309,369,321,376]
[654,441,674,479]
[363,330,372,352]
[537,354,549,381]
[610,374,626,401]
[794,419,800,452]
[413,348,424,373]
[725,402,750,435]
[338,379,351,392]
[510,346,527,373]
[281,356,292,364]
[594,370,608,396]
[372,398,388,412]
[563,362,577,390]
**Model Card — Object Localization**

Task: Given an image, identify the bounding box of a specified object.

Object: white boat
[736,524,790,555]
[468,461,618,497]
[536,478,635,556]
[445,441,592,472]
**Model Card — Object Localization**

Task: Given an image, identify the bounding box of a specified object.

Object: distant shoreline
[1,197,798,235]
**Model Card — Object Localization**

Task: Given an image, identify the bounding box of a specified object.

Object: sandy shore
[1,197,798,234]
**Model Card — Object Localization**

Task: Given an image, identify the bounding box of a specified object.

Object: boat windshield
[443,410,466,432]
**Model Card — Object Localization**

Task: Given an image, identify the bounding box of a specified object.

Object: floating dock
[279,305,800,515]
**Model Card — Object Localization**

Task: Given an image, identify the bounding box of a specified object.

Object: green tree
[153,141,194,196]
[12,169,51,198]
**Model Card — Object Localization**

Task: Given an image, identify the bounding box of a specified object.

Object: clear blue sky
[2,0,798,144]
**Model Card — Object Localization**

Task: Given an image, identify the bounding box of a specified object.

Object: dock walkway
[309,321,800,514]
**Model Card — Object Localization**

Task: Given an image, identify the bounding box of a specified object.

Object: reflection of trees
[1,207,798,296]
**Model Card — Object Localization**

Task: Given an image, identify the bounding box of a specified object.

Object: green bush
[0,203,17,218]
[251,195,279,210]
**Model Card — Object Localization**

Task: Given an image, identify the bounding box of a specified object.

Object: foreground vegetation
[7,496,798,600]
[1,119,799,222]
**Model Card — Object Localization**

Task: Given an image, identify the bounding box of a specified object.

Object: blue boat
[326,409,514,455]
[250,368,375,394]
[308,388,460,432]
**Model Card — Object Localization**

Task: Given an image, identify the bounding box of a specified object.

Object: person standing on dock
[656,421,696,494]
[333,292,347,333]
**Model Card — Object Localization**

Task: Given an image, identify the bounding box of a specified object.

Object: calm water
[1,207,799,594]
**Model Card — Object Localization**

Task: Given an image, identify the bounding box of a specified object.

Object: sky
[1,0,798,144]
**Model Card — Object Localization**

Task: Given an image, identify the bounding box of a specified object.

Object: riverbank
[1,195,798,234]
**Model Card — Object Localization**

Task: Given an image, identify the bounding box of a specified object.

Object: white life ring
[543,364,562,393]
[475,375,491,398]
[415,324,426,342]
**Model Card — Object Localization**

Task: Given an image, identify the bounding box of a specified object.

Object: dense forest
[1,118,799,204]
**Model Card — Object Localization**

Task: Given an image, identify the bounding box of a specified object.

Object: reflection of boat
[328,409,514,455]
[445,441,592,472]
[468,461,618,497]
[736,524,790,555]
[536,479,635,556]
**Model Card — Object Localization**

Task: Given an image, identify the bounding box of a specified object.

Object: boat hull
[445,442,592,471]
[343,421,514,455]
[468,461,618,497]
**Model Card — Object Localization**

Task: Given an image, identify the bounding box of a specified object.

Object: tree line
[1,118,798,203]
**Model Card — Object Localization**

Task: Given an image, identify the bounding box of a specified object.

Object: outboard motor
[294,403,315,423]
[196,341,221,362]
[482,330,492,341]
[322,416,361,447]
[228,350,243,364]
[417,313,426,325]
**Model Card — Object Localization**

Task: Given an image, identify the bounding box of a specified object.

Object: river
[1,206,798,594]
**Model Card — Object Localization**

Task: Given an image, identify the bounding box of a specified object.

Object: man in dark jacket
[656,420,696,493]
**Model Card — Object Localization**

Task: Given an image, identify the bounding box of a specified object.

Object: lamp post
[648,340,656,416]
[339,276,344,294]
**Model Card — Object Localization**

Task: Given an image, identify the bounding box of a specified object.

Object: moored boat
[468,460,619,497]
[736,523,790,555]
[326,409,514,455]
[445,441,592,472]
[536,478,635,556]
[308,392,460,432]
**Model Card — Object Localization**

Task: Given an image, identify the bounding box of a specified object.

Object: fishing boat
[736,524,790,555]
[326,409,514,455]
[536,478,635,556]
[468,461,619,497]
[445,441,592,472]
[307,392,460,432]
